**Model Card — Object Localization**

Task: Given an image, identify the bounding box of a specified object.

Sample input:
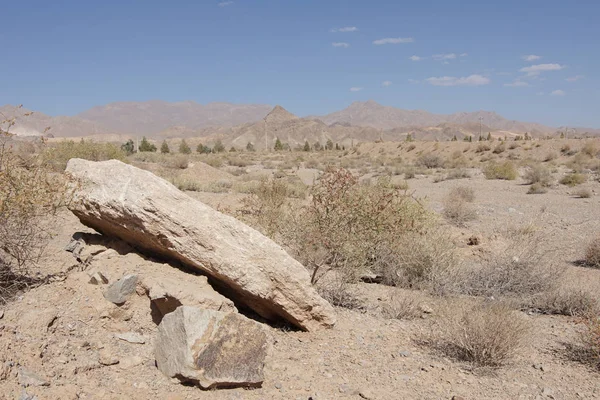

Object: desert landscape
[1,1,599,399]
[1,100,600,399]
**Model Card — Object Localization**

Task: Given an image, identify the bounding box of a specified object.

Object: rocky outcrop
[65,159,335,331]
[155,306,268,389]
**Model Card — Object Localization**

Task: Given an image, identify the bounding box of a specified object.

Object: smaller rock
[0,310,4,319]
[103,275,138,305]
[119,356,144,370]
[533,363,545,371]
[419,304,433,314]
[359,389,375,399]
[18,368,49,387]
[274,382,283,389]
[467,236,480,246]
[399,350,412,358]
[339,384,351,393]
[98,350,119,366]
[89,271,108,285]
[19,391,38,400]
[115,332,145,344]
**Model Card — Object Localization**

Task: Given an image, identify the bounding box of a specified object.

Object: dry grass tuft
[523,164,552,187]
[426,301,530,368]
[584,236,600,268]
[529,290,598,317]
[575,187,593,198]
[483,161,518,180]
[560,173,587,187]
[443,186,477,226]
[381,290,424,320]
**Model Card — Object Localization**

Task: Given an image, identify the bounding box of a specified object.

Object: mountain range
[2,101,598,147]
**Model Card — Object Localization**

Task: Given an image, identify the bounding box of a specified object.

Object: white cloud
[350,87,363,92]
[332,42,350,48]
[566,75,584,82]
[460,53,468,57]
[522,55,541,61]
[504,80,530,87]
[409,55,422,61]
[520,63,564,76]
[331,26,358,33]
[408,79,420,84]
[537,91,545,96]
[426,74,490,87]
[373,37,414,45]
[218,1,234,6]
[433,53,457,61]
[381,81,392,87]
[551,89,566,96]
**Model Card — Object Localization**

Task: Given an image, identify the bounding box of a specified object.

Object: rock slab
[155,306,268,389]
[66,159,335,331]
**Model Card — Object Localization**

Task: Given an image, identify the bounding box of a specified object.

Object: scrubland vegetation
[4,129,600,372]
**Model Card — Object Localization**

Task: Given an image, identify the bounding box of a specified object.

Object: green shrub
[43,140,126,172]
[483,161,518,180]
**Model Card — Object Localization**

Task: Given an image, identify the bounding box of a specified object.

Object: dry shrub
[0,127,68,301]
[508,143,519,150]
[427,301,530,368]
[544,151,558,162]
[381,290,423,320]
[373,229,461,294]
[416,153,444,169]
[560,173,586,187]
[584,236,600,268]
[43,140,126,171]
[443,186,477,226]
[527,183,548,194]
[575,187,592,198]
[483,161,518,180]
[164,154,189,169]
[169,176,201,191]
[530,290,598,317]
[523,164,552,186]
[240,177,291,238]
[582,142,599,158]
[476,143,491,153]
[315,278,364,310]
[446,168,470,180]
[492,143,505,154]
[580,316,600,368]
[461,235,562,298]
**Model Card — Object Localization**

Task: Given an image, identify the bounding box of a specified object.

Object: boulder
[66,159,335,331]
[141,275,236,318]
[155,306,268,389]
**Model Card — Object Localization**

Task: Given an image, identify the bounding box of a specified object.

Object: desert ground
[1,137,600,400]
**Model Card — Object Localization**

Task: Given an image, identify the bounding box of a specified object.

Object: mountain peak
[264,105,298,124]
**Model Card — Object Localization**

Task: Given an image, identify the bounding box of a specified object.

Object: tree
[196,143,205,153]
[326,139,334,150]
[139,137,156,152]
[179,140,191,154]
[213,140,225,153]
[160,140,170,154]
[246,142,255,152]
[314,142,323,151]
[274,137,284,151]
[229,146,237,152]
[121,139,135,155]
[303,141,311,152]
[335,143,340,150]
[405,133,413,142]
[487,132,493,141]
[451,135,457,141]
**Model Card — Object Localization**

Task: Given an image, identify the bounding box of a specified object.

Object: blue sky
[1,0,599,127]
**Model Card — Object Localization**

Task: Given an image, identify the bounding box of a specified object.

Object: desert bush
[446,168,470,180]
[492,143,505,154]
[428,301,530,368]
[483,161,518,180]
[527,183,548,194]
[530,290,598,317]
[461,236,562,298]
[287,169,433,284]
[199,180,233,193]
[575,187,592,198]
[404,167,416,179]
[170,176,201,191]
[584,236,600,268]
[443,186,476,226]
[228,157,252,168]
[560,173,586,187]
[203,156,224,168]
[544,151,558,162]
[523,164,552,186]
[416,153,444,169]
[561,144,575,155]
[582,142,599,158]
[0,124,68,301]
[43,140,126,171]
[580,315,600,368]
[475,143,491,153]
[164,154,189,169]
[508,143,519,150]
[240,178,292,238]
[381,290,423,320]
[316,278,364,310]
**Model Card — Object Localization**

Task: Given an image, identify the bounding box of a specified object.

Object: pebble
[103,274,138,305]
[18,368,50,387]
[115,332,145,344]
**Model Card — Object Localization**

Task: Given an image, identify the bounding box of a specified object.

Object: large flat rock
[65,158,335,331]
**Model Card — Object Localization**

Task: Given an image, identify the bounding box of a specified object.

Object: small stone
[274,382,283,389]
[399,350,411,358]
[98,350,119,366]
[533,363,545,371]
[103,275,138,305]
[19,391,38,400]
[339,384,351,393]
[115,332,145,344]
[89,272,109,285]
[419,304,433,314]
[119,356,144,370]
[542,387,554,398]
[359,389,375,399]
[18,368,49,387]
